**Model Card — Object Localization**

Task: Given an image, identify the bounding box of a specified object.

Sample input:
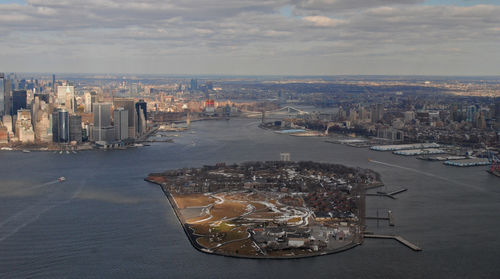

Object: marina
[393,148,446,156]
[444,158,491,167]
[370,143,440,151]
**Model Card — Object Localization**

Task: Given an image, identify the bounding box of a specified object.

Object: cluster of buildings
[152,161,377,255]
[0,73,148,147]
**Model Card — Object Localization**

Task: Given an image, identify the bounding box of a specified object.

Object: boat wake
[0,181,85,243]
[368,159,485,192]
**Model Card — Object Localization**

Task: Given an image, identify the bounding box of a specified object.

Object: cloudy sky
[0,0,499,75]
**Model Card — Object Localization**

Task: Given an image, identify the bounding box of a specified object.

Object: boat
[22,149,31,153]
[58,177,66,182]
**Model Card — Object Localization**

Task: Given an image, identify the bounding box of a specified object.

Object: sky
[0,0,499,76]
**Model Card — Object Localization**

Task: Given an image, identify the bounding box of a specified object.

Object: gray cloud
[0,0,499,75]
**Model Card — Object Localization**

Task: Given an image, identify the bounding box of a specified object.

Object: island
[145,161,382,258]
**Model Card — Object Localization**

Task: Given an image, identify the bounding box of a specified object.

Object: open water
[0,118,499,278]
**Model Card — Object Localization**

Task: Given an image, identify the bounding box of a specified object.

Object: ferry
[58,177,66,182]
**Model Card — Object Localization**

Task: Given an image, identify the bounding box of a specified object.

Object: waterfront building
[52,110,59,142]
[0,125,7,143]
[377,127,403,142]
[69,114,82,143]
[92,102,114,143]
[135,99,147,136]
[15,109,35,143]
[33,98,52,142]
[113,98,136,139]
[12,90,27,116]
[113,108,128,140]
[57,109,69,143]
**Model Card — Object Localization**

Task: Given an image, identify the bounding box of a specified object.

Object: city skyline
[1,0,500,76]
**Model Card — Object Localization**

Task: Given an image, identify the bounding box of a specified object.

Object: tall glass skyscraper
[0,73,4,116]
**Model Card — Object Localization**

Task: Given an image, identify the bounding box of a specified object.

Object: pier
[364,234,422,251]
[366,188,407,200]
[366,210,394,226]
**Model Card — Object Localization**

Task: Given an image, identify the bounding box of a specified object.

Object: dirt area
[214,239,261,256]
[171,193,215,209]
[210,200,248,220]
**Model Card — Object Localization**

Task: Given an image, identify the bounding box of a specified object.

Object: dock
[388,188,408,196]
[364,234,422,251]
[366,193,396,199]
[366,210,394,226]
[367,188,407,199]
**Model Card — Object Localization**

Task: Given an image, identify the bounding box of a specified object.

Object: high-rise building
[52,74,56,93]
[113,108,128,140]
[113,98,136,139]
[0,73,4,116]
[57,85,75,111]
[15,109,34,143]
[190,79,198,91]
[33,97,52,142]
[4,79,11,116]
[84,92,93,113]
[372,103,384,123]
[57,109,69,143]
[12,90,27,116]
[69,114,82,143]
[52,110,59,142]
[92,102,114,143]
[135,99,147,135]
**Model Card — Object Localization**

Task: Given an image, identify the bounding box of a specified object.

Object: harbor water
[0,118,499,278]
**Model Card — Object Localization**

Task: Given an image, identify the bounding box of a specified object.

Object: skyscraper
[57,85,75,111]
[69,114,82,143]
[92,102,114,143]
[190,79,198,91]
[0,73,4,116]
[113,98,136,139]
[4,79,11,116]
[113,108,128,140]
[12,90,27,116]
[135,99,147,135]
[58,109,69,143]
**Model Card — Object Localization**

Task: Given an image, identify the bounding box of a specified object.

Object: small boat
[66,150,70,154]
[22,149,31,153]
[58,177,66,182]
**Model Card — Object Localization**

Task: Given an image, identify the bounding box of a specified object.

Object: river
[0,118,498,278]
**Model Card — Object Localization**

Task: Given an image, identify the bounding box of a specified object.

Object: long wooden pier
[364,234,422,251]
